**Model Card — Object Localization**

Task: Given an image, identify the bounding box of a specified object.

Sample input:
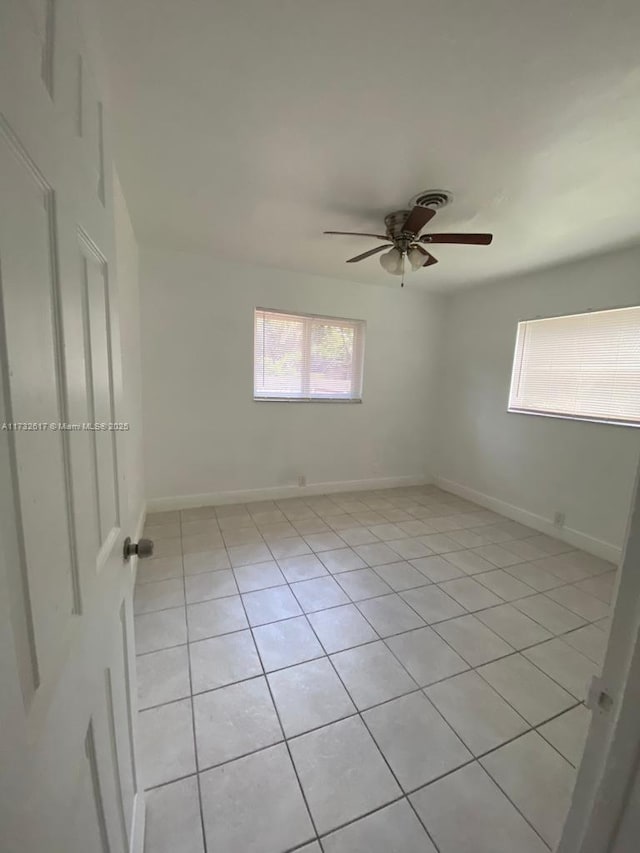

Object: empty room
[1,1,640,852]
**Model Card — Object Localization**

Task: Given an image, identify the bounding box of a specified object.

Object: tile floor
[135,486,616,853]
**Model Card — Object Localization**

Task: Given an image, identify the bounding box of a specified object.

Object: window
[254,308,365,401]
[508,305,640,427]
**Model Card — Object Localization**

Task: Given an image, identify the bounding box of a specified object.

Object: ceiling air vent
[409,190,452,210]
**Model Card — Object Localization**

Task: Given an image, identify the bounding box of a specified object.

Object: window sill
[507,408,639,428]
[253,397,363,404]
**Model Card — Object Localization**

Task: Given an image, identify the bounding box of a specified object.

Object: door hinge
[587,676,614,713]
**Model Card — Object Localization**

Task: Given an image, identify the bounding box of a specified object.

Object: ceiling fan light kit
[380,247,403,275]
[324,189,493,287]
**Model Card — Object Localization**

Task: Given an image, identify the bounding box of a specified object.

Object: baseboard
[434,476,621,564]
[146,475,431,513]
[129,791,145,853]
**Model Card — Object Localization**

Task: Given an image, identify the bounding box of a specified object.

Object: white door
[0,2,142,852]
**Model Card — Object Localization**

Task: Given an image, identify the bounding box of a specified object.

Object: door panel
[80,240,120,549]
[0,130,77,686]
[0,2,142,851]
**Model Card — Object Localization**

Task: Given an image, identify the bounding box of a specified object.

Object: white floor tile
[291,576,350,612]
[335,568,393,601]
[357,594,425,637]
[289,716,401,834]
[409,555,465,583]
[227,542,272,567]
[138,699,196,789]
[318,547,368,573]
[260,522,298,541]
[475,569,535,602]
[267,536,311,559]
[134,578,184,615]
[411,762,548,853]
[185,569,237,603]
[242,586,302,626]
[152,538,183,558]
[187,595,248,641]
[372,561,430,591]
[476,603,552,650]
[443,549,495,575]
[386,626,468,686]
[304,531,346,552]
[137,645,190,709]
[574,572,617,603]
[252,615,325,671]
[278,553,328,582]
[523,638,596,700]
[137,556,183,585]
[200,743,314,853]
[222,527,263,547]
[563,623,607,664]
[470,544,524,568]
[434,614,513,666]
[189,630,262,693]
[330,641,417,710]
[505,561,564,591]
[419,534,464,555]
[144,776,204,853]
[183,532,224,554]
[322,799,436,853]
[425,670,527,755]
[481,731,575,848]
[183,548,230,575]
[387,537,434,560]
[268,658,356,737]
[135,607,187,654]
[400,586,466,624]
[513,594,586,634]
[355,542,404,567]
[193,676,282,768]
[545,584,610,621]
[438,577,503,611]
[477,653,575,725]
[307,604,378,653]
[539,705,591,766]
[233,560,286,593]
[364,692,471,790]
[339,527,380,546]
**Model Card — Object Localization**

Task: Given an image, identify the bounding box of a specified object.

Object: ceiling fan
[324,192,493,285]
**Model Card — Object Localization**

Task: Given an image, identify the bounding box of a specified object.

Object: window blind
[254,309,365,401]
[508,305,640,426]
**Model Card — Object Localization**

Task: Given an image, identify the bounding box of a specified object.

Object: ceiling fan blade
[413,245,439,266]
[346,244,392,263]
[421,233,493,245]
[402,206,437,236]
[324,231,388,240]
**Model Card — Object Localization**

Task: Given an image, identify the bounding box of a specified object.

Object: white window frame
[508,305,640,428]
[253,307,366,403]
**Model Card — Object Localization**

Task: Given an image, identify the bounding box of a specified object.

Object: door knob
[123,537,154,562]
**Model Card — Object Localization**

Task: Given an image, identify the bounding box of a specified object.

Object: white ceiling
[99,0,640,291]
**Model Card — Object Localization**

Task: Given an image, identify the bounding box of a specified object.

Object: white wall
[113,172,145,528]
[435,244,640,556]
[140,248,443,503]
